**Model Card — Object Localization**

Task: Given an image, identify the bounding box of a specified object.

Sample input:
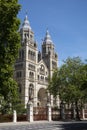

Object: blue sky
[18,0,87,66]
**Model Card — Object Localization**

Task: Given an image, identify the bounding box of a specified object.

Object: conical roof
[43,30,53,43]
[22,14,31,30]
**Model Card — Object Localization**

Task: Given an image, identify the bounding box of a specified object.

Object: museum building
[14,14,58,107]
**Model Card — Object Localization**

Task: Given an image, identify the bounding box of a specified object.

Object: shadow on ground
[53,121,87,130]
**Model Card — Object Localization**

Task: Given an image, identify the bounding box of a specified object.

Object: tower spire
[26,10,28,15]
[22,12,31,30]
[43,29,53,43]
[25,10,28,20]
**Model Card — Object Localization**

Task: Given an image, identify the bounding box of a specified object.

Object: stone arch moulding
[37,88,47,107]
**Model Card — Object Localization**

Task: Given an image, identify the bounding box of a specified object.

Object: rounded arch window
[22,49,24,59]
[41,76,44,81]
[29,71,34,78]
[28,50,31,54]
[40,64,45,73]
[38,75,39,80]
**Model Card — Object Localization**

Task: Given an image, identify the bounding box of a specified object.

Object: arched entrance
[34,88,48,121]
[38,88,47,106]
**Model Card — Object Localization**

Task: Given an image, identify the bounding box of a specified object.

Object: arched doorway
[38,88,47,106]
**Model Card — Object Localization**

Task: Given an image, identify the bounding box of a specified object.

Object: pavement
[0,121,53,126]
[0,120,86,126]
[0,120,87,130]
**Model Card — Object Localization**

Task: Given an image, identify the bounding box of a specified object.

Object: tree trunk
[71,102,76,120]
[60,101,65,120]
[75,101,80,120]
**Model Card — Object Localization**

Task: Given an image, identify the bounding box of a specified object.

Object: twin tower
[14,14,58,107]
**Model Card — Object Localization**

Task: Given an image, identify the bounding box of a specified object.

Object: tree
[0,0,21,113]
[48,57,87,120]
[48,69,59,98]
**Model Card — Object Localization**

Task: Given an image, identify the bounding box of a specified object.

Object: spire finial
[26,10,28,15]
[46,27,48,31]
[22,11,31,30]
[43,29,52,43]
[46,28,50,36]
[25,10,28,20]
[46,27,48,32]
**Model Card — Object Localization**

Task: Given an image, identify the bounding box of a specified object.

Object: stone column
[50,95,53,107]
[27,101,33,122]
[47,103,51,121]
[82,109,85,120]
[13,110,17,123]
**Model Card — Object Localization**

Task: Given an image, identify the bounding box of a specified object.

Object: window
[29,71,34,78]
[41,76,44,81]
[18,84,22,94]
[16,71,22,78]
[38,75,39,80]
[30,35,33,39]
[19,49,24,60]
[22,50,24,59]
[40,65,45,74]
[28,50,36,61]
[28,64,35,71]
[15,63,23,70]
[45,77,48,82]
[46,72,48,75]
[52,61,57,69]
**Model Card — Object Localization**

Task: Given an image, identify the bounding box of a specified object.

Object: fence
[0,114,27,123]
[1,107,87,123]
[52,107,83,121]
[33,107,47,121]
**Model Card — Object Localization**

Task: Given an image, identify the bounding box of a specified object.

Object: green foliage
[13,103,27,114]
[48,57,87,105]
[0,95,12,114]
[48,69,59,98]
[0,94,26,115]
[48,57,87,119]
[0,0,21,112]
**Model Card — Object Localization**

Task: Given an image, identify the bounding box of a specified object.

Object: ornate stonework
[14,15,58,107]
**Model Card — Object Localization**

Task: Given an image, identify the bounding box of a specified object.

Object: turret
[19,14,35,46]
[42,30,58,77]
[42,30,54,56]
